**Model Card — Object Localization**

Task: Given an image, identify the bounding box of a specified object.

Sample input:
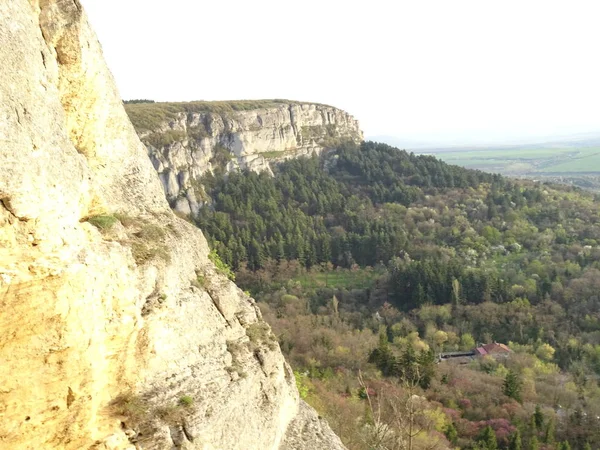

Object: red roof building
[474,342,511,357]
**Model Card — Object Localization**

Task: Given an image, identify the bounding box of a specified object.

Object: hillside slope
[0,1,344,449]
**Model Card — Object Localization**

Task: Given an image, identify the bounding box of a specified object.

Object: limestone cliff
[0,1,345,449]
[125,101,363,216]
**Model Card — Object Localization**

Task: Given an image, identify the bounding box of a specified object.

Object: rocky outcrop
[0,1,344,449]
[280,401,347,450]
[125,101,363,216]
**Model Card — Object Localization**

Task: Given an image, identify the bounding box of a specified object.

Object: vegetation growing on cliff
[125,99,335,131]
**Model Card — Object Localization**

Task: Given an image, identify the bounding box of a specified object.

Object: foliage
[178,395,194,407]
[123,99,155,104]
[87,214,118,230]
[208,249,235,280]
[503,370,523,403]
[197,141,496,272]
[477,425,498,450]
[508,429,522,450]
[210,144,233,169]
[110,391,195,430]
[294,371,310,399]
[125,99,333,131]
[145,130,186,148]
[246,322,278,351]
[445,422,458,445]
[183,139,600,448]
[110,392,151,426]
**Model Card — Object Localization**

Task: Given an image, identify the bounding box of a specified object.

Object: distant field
[423,147,600,175]
[538,150,600,173]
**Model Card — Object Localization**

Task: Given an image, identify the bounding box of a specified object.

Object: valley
[2,1,599,448]
[129,104,600,449]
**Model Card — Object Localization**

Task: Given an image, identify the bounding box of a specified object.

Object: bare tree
[358,367,448,450]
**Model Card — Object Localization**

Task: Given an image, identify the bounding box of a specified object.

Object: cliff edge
[0,1,344,449]
[125,100,363,217]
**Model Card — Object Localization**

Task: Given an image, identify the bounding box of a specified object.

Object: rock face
[125,101,363,216]
[0,1,344,449]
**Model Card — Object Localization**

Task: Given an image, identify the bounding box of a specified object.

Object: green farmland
[421,145,600,190]
[424,147,600,174]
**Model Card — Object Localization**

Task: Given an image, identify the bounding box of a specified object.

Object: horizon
[82,0,600,148]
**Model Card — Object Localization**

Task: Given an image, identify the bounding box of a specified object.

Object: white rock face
[0,1,345,449]
[127,102,363,216]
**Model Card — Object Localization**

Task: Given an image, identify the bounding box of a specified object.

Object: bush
[179,395,194,407]
[110,391,196,429]
[110,392,151,426]
[145,130,186,148]
[87,214,118,230]
[209,250,235,280]
[114,216,171,265]
[246,322,278,351]
[192,273,206,289]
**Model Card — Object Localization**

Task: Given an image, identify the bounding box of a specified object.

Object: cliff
[0,1,344,449]
[125,101,363,216]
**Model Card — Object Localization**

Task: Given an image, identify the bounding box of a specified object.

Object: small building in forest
[439,342,511,364]
[474,342,511,358]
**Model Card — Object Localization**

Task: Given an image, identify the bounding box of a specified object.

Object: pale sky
[82,0,600,146]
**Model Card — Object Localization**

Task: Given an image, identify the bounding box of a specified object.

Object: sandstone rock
[0,1,345,449]
[280,401,347,450]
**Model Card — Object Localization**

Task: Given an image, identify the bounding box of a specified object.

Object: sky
[81,0,600,147]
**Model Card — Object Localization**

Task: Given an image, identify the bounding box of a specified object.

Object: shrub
[87,214,118,230]
[294,371,310,399]
[192,273,206,289]
[210,145,233,169]
[110,392,151,426]
[115,217,171,265]
[246,322,278,351]
[209,250,235,280]
[179,395,194,407]
[145,130,186,148]
[131,241,170,265]
[111,391,197,429]
[135,223,166,241]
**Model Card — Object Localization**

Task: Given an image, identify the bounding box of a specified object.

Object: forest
[197,141,600,449]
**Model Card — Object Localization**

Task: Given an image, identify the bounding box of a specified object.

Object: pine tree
[508,429,522,450]
[503,370,523,403]
[544,417,555,444]
[533,405,544,430]
[557,441,571,450]
[477,425,498,450]
[529,435,539,450]
[368,328,396,377]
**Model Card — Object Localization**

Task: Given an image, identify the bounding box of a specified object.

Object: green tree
[529,435,539,450]
[444,422,458,446]
[368,328,396,377]
[532,405,544,430]
[508,429,522,450]
[477,425,498,450]
[460,333,476,351]
[544,417,555,444]
[503,370,523,403]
